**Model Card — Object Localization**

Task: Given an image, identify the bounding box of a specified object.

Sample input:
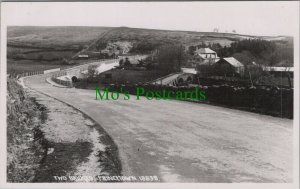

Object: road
[152,73,182,85]
[24,62,293,182]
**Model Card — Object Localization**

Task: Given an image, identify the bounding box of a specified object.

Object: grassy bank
[7,78,46,182]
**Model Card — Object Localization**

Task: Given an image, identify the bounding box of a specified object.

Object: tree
[244,64,264,83]
[214,39,292,66]
[124,57,131,67]
[157,45,187,73]
[188,46,197,55]
[119,59,124,66]
[87,65,98,81]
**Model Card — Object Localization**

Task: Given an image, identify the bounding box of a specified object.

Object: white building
[189,48,220,67]
[194,48,218,59]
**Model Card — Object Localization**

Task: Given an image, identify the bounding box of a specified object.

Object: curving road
[23,62,293,182]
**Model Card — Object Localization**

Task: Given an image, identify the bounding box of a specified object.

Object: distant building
[215,57,245,76]
[78,54,89,58]
[263,66,294,77]
[263,66,294,72]
[103,41,132,56]
[181,67,197,74]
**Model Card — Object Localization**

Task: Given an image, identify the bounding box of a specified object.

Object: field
[7,26,113,74]
[7,59,71,74]
[8,26,112,48]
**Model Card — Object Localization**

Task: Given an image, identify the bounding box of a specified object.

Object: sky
[1,1,299,36]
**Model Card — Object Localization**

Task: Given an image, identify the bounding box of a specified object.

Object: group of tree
[95,42,108,51]
[156,45,187,73]
[119,57,131,67]
[118,47,188,73]
[211,39,293,66]
[129,40,166,54]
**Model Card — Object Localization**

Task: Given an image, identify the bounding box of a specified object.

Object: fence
[12,56,144,87]
[11,68,72,88]
[16,71,44,78]
[14,68,62,79]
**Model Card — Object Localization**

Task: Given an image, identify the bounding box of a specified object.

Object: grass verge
[7,78,45,182]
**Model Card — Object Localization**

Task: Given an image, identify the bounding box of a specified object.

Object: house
[194,48,218,59]
[214,57,245,76]
[188,48,220,67]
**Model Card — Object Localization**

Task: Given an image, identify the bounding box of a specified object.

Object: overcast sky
[2,1,299,36]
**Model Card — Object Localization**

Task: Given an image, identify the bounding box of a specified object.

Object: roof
[263,66,294,72]
[198,57,220,65]
[181,67,197,74]
[195,48,216,54]
[220,57,244,67]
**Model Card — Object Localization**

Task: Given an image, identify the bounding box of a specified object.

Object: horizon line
[7,25,293,38]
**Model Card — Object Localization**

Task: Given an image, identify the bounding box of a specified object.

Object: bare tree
[213,28,219,33]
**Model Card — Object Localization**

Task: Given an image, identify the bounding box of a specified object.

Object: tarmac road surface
[24,65,293,182]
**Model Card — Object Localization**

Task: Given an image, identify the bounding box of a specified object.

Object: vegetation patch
[96,124,122,177]
[7,78,45,182]
[33,142,93,182]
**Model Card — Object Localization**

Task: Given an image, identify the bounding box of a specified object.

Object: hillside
[8,26,293,51]
[89,27,251,53]
[7,26,293,74]
[8,26,112,49]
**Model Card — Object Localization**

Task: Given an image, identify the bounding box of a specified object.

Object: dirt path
[25,88,121,182]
